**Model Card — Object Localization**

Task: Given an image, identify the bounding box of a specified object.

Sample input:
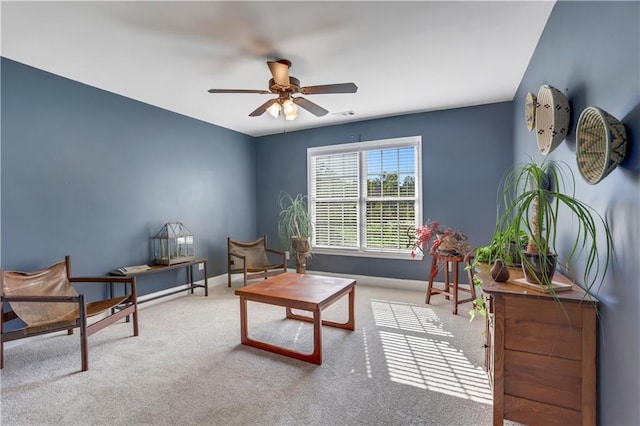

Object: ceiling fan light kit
[265,95,298,120]
[282,99,298,120]
[267,102,281,118]
[208,59,357,121]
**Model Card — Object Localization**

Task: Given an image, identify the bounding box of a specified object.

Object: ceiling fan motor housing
[269,76,300,93]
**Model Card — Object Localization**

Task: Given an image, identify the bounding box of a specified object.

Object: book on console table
[114,264,151,275]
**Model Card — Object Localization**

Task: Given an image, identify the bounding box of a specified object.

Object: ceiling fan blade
[208,89,270,94]
[293,97,329,117]
[300,83,358,95]
[267,60,290,88]
[249,98,279,117]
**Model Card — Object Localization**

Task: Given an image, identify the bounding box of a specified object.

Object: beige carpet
[1,276,495,425]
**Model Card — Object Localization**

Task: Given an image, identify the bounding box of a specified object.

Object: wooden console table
[477,264,597,425]
[109,257,208,303]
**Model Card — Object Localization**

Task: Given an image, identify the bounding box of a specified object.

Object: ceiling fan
[208,59,357,120]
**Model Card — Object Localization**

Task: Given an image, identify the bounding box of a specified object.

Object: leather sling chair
[227,236,287,287]
[1,256,138,372]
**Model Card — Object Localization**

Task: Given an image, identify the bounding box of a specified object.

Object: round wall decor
[535,84,570,155]
[576,106,627,184]
[525,92,537,131]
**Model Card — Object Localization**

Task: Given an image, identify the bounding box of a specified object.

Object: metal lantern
[153,222,195,265]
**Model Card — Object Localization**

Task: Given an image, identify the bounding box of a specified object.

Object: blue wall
[513,2,639,424]
[1,58,256,299]
[1,1,638,422]
[255,102,513,280]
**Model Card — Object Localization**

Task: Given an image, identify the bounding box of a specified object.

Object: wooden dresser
[478,265,597,426]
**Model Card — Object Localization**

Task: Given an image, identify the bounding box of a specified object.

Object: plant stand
[295,253,309,273]
[425,252,476,315]
[292,236,310,274]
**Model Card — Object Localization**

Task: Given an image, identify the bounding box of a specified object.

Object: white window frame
[307,136,423,260]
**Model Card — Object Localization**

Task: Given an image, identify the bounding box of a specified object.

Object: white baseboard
[223,270,429,292]
[4,273,429,349]
[303,270,427,292]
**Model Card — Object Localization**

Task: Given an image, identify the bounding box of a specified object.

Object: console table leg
[203,261,208,297]
[188,265,194,294]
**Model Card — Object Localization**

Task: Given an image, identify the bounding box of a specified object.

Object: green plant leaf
[278,191,314,261]
[490,159,611,296]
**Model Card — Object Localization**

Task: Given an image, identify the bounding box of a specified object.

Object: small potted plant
[278,191,314,273]
[473,229,528,266]
[493,160,611,293]
[409,220,474,279]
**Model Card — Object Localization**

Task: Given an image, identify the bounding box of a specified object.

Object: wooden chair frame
[227,236,287,287]
[1,256,139,372]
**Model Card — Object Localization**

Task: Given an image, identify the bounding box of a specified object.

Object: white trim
[228,270,430,292]
[4,277,219,349]
[3,272,449,350]
[312,247,424,260]
[307,135,422,156]
[307,135,422,258]
[303,269,428,292]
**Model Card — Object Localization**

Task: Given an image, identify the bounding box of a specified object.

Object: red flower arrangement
[410,220,449,258]
[410,220,474,279]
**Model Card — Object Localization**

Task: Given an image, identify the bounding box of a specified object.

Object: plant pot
[291,237,310,274]
[490,259,510,282]
[521,252,557,286]
[436,233,458,254]
[504,242,522,266]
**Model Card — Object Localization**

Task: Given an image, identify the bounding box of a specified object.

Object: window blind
[308,136,422,258]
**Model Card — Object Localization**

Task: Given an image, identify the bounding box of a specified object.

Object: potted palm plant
[493,160,611,293]
[278,191,314,273]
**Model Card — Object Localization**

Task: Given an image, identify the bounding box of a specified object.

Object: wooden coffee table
[234,272,356,365]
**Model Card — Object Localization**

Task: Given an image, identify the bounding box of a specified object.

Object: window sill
[312,247,424,261]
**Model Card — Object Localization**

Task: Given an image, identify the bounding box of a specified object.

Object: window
[308,136,422,259]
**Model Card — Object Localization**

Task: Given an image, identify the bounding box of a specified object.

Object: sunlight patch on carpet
[371,299,452,337]
[379,330,492,404]
[362,327,373,379]
[372,299,492,405]
[293,322,303,344]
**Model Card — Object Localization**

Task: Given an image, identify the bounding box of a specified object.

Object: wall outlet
[448,262,452,272]
[285,251,290,260]
[198,263,204,271]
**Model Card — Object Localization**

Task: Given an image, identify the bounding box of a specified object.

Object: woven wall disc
[535,84,570,155]
[525,92,537,131]
[576,106,627,184]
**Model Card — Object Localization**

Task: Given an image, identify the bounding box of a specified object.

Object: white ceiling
[1,1,555,137]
